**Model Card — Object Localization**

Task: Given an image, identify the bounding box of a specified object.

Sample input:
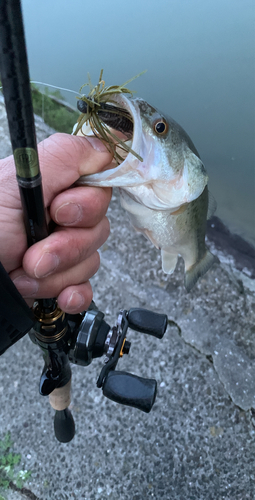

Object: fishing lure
[73,69,144,164]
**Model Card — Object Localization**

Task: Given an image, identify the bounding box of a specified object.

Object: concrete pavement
[0,97,255,499]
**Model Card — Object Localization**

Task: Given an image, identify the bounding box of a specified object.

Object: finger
[22,217,110,279]
[11,252,99,305]
[57,282,93,313]
[50,186,112,228]
[38,133,113,205]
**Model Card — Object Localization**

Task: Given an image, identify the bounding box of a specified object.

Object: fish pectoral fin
[161,250,178,274]
[185,248,220,292]
[170,203,188,215]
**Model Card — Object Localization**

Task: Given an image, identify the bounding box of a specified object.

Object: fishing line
[41,91,44,121]
[31,81,81,96]
[30,81,81,128]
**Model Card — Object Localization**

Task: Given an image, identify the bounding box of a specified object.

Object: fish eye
[154,119,168,135]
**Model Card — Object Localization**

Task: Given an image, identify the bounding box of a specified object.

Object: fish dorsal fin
[207,190,217,220]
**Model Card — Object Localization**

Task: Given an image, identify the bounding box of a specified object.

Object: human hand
[0,133,112,313]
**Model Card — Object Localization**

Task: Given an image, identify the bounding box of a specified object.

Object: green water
[22,0,255,245]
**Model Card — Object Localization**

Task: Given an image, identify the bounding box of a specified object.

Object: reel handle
[102,370,157,413]
[127,308,168,339]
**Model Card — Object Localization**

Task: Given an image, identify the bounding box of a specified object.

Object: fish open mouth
[76,94,144,163]
[77,98,134,141]
[76,94,208,206]
[75,94,147,186]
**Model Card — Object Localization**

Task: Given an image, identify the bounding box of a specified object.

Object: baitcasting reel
[69,305,167,411]
[28,301,168,441]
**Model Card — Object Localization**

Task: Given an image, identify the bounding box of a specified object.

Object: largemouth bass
[76,94,219,291]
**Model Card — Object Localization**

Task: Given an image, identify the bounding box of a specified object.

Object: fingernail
[66,291,84,311]
[34,253,60,278]
[13,275,39,297]
[55,202,82,225]
[85,136,108,152]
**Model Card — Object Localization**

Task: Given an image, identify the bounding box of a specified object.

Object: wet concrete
[0,96,255,499]
[207,216,255,279]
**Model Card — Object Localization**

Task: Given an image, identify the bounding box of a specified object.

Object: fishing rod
[0,0,76,443]
[0,0,168,443]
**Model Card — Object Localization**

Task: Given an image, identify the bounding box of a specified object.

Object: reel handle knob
[102,370,157,413]
[127,308,168,339]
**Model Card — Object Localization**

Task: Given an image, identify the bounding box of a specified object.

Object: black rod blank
[0,0,48,246]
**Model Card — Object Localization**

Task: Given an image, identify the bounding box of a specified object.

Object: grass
[31,84,79,133]
[0,79,79,134]
[0,432,31,492]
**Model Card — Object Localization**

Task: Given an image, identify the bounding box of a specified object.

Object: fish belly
[120,189,197,274]
[119,187,218,290]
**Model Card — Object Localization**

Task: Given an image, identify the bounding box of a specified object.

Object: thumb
[38,133,113,205]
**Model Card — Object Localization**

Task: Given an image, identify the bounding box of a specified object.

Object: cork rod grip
[49,379,72,411]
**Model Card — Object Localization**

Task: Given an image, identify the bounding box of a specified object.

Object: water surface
[22,0,255,244]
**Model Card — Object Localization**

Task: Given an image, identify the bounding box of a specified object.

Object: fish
[76,94,219,291]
